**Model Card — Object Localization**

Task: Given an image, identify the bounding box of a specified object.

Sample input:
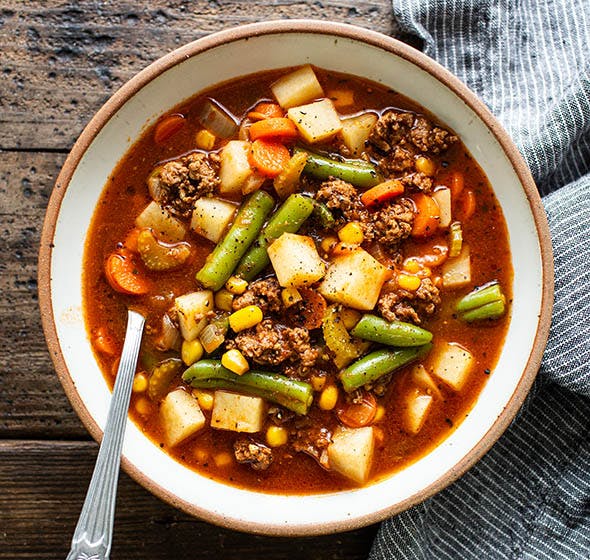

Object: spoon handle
[66,309,145,560]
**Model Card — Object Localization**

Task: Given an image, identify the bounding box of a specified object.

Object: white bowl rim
[38,19,553,536]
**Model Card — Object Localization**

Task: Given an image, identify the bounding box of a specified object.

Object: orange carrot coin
[248,139,291,177]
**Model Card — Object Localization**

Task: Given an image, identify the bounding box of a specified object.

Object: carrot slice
[248,139,291,177]
[360,179,405,207]
[105,250,150,295]
[337,392,377,428]
[249,117,299,142]
[154,114,185,144]
[296,288,327,330]
[449,170,465,200]
[93,326,118,356]
[247,102,284,121]
[410,193,440,238]
[460,188,476,220]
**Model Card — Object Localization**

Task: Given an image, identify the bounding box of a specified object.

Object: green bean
[312,200,336,229]
[235,193,314,281]
[196,190,274,291]
[460,300,506,322]
[350,315,433,347]
[295,148,382,188]
[182,359,314,415]
[340,345,432,393]
[456,282,506,321]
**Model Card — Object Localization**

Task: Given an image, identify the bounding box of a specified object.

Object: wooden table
[0,2,408,557]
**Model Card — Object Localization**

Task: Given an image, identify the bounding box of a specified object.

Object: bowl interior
[42,23,550,535]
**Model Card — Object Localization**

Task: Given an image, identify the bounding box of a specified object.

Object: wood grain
[0,440,378,559]
[0,0,395,151]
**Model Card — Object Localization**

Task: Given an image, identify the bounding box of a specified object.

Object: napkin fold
[370,1,590,557]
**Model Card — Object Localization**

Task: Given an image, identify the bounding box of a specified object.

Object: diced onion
[198,99,238,139]
[154,313,181,351]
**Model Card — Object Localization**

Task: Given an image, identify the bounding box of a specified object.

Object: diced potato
[288,99,343,144]
[174,290,214,341]
[211,390,265,433]
[319,248,389,310]
[267,232,326,288]
[411,364,442,399]
[432,187,452,228]
[135,201,186,242]
[160,390,206,447]
[219,140,253,195]
[328,426,374,484]
[191,197,237,243]
[442,244,471,288]
[340,112,378,156]
[431,342,474,391]
[271,65,324,109]
[405,388,433,434]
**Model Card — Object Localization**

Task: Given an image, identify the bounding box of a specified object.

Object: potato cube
[442,244,471,288]
[135,201,186,242]
[174,290,214,341]
[328,426,374,484]
[431,342,474,391]
[288,99,342,144]
[211,390,265,433]
[405,388,433,434]
[219,140,253,195]
[319,248,389,310]
[191,197,237,243]
[267,232,326,288]
[340,113,378,156]
[271,65,324,108]
[432,187,452,228]
[160,390,206,447]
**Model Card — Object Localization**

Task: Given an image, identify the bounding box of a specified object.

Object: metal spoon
[66,309,145,560]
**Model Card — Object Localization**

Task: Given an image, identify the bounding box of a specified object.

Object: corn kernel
[310,374,327,392]
[135,397,152,416]
[266,425,289,447]
[195,129,216,150]
[132,372,148,393]
[225,275,249,295]
[181,339,204,366]
[229,305,263,332]
[192,389,214,411]
[374,405,386,423]
[221,348,250,375]
[331,241,357,256]
[318,385,339,411]
[281,287,302,307]
[403,258,421,274]
[341,308,362,330]
[215,289,234,312]
[415,156,436,176]
[213,451,233,468]
[398,273,421,291]
[338,221,364,245]
[321,236,339,254]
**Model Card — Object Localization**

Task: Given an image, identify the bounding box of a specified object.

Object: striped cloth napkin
[370,1,590,558]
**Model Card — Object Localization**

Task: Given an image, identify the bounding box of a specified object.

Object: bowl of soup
[38,20,553,535]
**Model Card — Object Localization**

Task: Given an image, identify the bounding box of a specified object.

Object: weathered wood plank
[0,0,395,151]
[0,440,378,559]
[0,150,88,438]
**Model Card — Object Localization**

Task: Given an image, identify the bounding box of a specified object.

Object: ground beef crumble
[152,152,220,218]
[292,423,331,469]
[378,277,441,324]
[372,199,415,248]
[226,319,319,368]
[233,439,273,471]
[232,277,283,315]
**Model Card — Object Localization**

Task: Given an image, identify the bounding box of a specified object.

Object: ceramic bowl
[39,20,553,536]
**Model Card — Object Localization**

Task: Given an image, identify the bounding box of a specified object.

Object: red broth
[83,66,511,493]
